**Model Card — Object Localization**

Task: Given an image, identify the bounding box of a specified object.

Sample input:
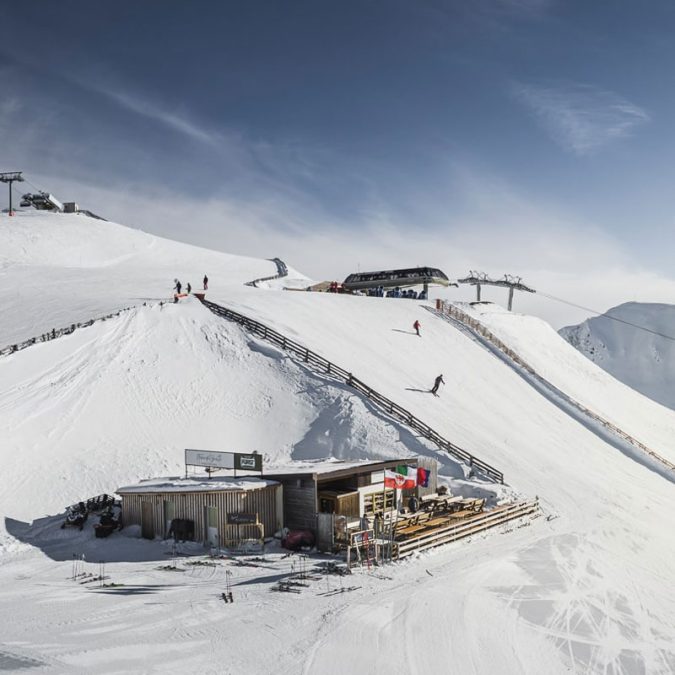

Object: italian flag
[384,465,417,489]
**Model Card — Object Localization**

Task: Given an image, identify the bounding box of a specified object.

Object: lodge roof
[265,458,415,482]
[117,476,278,494]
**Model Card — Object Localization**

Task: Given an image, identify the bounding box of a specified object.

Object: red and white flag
[384,466,416,489]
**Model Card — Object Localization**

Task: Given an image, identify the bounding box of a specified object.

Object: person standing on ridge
[174,279,182,294]
[203,275,209,290]
[187,282,192,294]
[431,374,445,396]
[413,319,421,337]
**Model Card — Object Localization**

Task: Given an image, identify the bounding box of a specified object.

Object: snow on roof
[117,475,278,494]
[265,458,407,477]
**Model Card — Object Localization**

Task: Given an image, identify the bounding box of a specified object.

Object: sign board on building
[226,512,258,525]
[185,449,230,469]
[184,449,263,473]
[234,453,262,472]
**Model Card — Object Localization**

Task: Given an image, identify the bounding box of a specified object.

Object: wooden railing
[0,304,146,358]
[201,299,505,483]
[433,301,675,475]
[244,257,288,288]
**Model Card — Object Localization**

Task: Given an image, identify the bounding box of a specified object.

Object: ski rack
[201,298,505,484]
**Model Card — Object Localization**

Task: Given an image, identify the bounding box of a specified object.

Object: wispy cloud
[512,82,650,155]
[2,68,672,330]
[85,83,220,145]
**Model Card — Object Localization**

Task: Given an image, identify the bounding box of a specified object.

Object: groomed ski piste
[1,212,675,674]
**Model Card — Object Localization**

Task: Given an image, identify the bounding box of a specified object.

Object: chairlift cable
[22,176,45,194]
[536,291,675,343]
[15,176,51,202]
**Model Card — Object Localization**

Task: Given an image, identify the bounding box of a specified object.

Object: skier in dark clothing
[187,282,192,294]
[413,320,421,337]
[431,374,445,396]
[203,275,209,290]
[174,279,182,294]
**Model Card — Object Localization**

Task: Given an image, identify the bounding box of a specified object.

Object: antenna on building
[0,171,25,216]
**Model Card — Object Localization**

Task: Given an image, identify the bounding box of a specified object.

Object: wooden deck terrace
[393,499,540,559]
[345,494,540,565]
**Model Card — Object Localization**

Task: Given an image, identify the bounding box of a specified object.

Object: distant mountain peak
[560,302,675,409]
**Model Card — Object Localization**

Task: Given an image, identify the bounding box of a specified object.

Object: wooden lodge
[117,458,437,550]
[116,457,539,560]
[266,458,436,525]
[265,457,438,552]
[117,476,282,548]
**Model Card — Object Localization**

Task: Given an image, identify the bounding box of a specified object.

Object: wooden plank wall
[280,480,317,531]
[121,485,281,543]
[337,492,360,518]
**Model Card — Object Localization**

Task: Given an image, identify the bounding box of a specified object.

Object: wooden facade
[267,458,438,535]
[119,482,282,545]
[278,479,317,531]
[317,490,360,518]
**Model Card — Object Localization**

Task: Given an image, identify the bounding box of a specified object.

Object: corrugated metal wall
[121,485,281,544]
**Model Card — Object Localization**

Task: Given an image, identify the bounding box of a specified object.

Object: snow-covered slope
[0,298,438,530]
[216,291,675,470]
[2,212,675,674]
[449,302,675,463]
[0,211,309,346]
[560,302,675,410]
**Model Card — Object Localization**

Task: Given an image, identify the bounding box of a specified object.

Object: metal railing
[433,301,675,475]
[201,298,504,483]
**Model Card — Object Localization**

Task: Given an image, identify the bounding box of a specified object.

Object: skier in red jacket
[413,320,421,337]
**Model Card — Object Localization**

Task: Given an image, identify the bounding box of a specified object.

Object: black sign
[227,512,258,525]
[233,453,263,472]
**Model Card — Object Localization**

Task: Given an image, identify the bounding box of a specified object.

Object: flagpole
[382,472,387,563]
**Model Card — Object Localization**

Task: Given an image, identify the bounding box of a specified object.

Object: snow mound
[0,211,309,346]
[0,298,441,537]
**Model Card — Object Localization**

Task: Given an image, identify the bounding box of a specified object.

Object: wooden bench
[459,498,486,513]
[446,509,475,520]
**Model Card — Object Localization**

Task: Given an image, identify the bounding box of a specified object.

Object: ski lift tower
[457,271,536,311]
[0,171,24,216]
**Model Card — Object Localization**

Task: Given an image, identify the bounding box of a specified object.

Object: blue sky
[2,0,675,325]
